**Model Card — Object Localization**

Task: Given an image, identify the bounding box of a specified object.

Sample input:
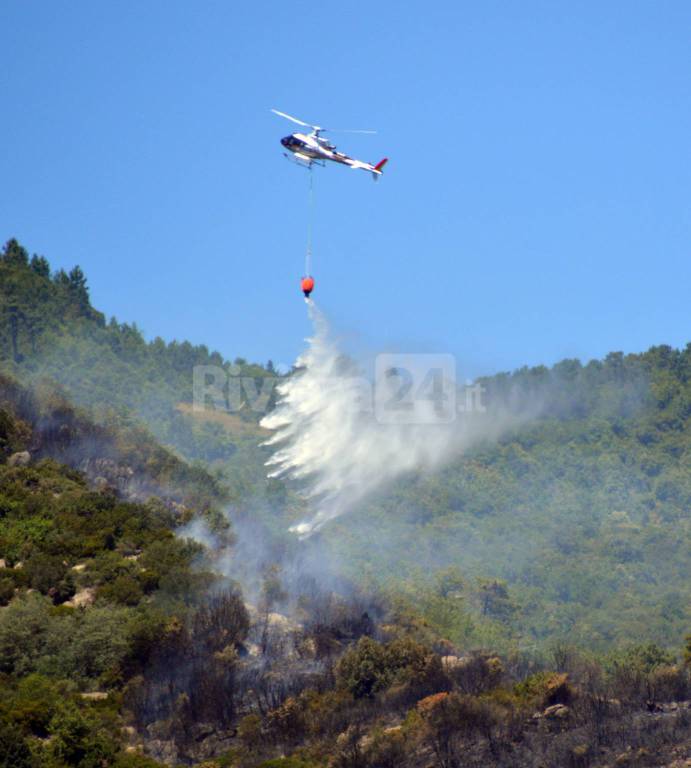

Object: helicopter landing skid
[283,153,325,170]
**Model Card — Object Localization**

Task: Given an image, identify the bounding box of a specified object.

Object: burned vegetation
[119,595,691,768]
[0,363,690,768]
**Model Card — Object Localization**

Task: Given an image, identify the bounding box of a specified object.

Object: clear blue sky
[2,1,689,376]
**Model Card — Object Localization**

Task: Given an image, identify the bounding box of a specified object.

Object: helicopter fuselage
[279,133,388,180]
[281,133,350,165]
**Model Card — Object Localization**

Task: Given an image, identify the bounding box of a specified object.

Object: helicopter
[272,109,388,180]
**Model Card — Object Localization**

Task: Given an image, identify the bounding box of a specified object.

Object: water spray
[260,305,515,537]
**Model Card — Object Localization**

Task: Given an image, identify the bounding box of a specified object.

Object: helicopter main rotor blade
[271,109,315,129]
[271,109,375,135]
[327,128,377,135]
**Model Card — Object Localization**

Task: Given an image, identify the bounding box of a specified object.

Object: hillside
[0,239,274,478]
[0,238,690,766]
[325,344,691,651]
[0,382,689,767]
[0,371,229,766]
[2,238,688,653]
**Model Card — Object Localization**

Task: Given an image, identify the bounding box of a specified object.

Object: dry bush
[445,653,505,695]
[363,726,409,768]
[266,696,307,745]
[418,691,501,768]
[647,665,690,703]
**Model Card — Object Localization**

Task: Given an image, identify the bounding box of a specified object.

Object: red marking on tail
[374,158,388,172]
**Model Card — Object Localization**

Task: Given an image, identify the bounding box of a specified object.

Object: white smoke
[261,302,516,536]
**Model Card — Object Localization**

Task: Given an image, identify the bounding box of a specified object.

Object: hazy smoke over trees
[261,303,519,535]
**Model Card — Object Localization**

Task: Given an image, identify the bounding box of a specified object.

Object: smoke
[260,302,520,536]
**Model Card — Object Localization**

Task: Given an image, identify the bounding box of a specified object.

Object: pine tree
[2,239,29,267]
[67,266,90,309]
[30,254,51,278]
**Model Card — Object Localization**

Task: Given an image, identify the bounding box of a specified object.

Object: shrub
[48,702,118,765]
[7,674,60,735]
[337,637,443,701]
[66,605,137,682]
[445,653,504,695]
[99,574,144,606]
[192,590,250,654]
[24,554,75,603]
[0,717,32,768]
[267,697,306,744]
[301,689,354,737]
[336,637,391,699]
[363,727,407,768]
[607,643,679,704]
[237,713,263,751]
[648,664,690,703]
[418,692,500,764]
[0,578,14,606]
[0,593,53,675]
[514,671,573,707]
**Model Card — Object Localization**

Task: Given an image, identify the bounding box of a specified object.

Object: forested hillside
[0,372,690,768]
[0,238,690,766]
[324,343,691,651]
[1,238,689,654]
[0,238,273,469]
[0,369,230,766]
[1,238,690,652]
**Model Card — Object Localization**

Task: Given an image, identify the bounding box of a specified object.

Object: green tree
[67,266,90,310]
[0,718,31,768]
[30,254,51,278]
[2,239,29,267]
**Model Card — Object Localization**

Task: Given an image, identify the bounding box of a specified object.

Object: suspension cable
[305,166,313,276]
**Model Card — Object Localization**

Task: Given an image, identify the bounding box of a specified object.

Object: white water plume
[261,302,515,536]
